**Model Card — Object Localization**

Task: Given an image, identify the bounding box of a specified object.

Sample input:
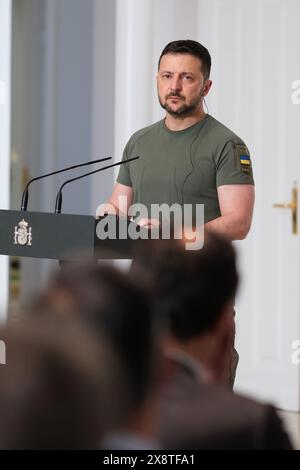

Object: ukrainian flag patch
[235,143,252,174]
[240,155,250,165]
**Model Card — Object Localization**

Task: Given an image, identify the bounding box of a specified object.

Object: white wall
[0,0,12,321]
[11,0,117,301]
[42,0,94,216]
[114,0,201,175]
[91,0,116,208]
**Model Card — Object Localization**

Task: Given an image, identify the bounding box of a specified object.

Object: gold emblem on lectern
[14,219,32,246]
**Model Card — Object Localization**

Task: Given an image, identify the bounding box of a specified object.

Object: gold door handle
[273,184,298,235]
[273,203,296,209]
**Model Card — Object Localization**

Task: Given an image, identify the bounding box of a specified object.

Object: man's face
[157,53,207,118]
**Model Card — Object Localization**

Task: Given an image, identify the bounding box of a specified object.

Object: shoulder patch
[235,143,252,174]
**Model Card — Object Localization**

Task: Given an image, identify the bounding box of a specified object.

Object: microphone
[54,156,140,214]
[20,157,112,211]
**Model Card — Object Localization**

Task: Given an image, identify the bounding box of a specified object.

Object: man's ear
[202,79,213,97]
[159,335,181,385]
[161,335,180,355]
[209,302,235,383]
[212,301,235,339]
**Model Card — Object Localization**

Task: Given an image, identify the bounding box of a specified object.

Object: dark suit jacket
[158,360,292,450]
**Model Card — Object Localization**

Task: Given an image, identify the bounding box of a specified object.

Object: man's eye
[183,76,193,81]
[162,74,171,79]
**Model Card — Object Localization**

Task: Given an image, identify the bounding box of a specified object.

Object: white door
[197,0,300,411]
[234,0,300,412]
[234,0,300,411]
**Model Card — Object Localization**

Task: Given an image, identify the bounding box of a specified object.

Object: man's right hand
[137,218,160,229]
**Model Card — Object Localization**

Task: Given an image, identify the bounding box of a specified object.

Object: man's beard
[158,92,202,118]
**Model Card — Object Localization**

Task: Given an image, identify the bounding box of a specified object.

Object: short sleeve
[116,143,133,187]
[215,140,254,187]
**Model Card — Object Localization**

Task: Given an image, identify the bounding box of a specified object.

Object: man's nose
[170,75,182,92]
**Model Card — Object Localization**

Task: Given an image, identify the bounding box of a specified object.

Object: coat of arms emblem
[14,219,32,246]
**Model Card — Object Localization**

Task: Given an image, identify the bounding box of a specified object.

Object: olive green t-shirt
[117,115,254,223]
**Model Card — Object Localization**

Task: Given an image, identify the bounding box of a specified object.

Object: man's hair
[32,263,161,413]
[158,40,211,80]
[132,233,238,341]
[0,318,116,449]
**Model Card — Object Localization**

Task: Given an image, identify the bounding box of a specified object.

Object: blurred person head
[0,316,119,449]
[131,233,238,383]
[30,262,164,441]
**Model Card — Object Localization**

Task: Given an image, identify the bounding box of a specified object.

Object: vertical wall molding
[0,0,12,321]
[114,0,154,174]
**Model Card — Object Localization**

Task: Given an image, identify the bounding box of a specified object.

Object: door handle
[273,184,298,235]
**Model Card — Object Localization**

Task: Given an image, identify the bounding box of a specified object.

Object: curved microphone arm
[54,156,140,214]
[20,157,111,211]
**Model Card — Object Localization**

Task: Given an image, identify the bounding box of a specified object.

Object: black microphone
[54,156,139,214]
[20,157,112,211]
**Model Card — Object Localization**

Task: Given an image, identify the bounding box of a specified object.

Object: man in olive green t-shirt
[101,40,255,386]
[105,40,254,238]
[117,114,254,227]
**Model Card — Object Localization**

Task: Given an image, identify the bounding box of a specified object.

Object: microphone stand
[21,157,111,211]
[54,157,139,213]
[55,156,139,268]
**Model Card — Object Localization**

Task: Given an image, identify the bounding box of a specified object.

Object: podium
[0,209,148,261]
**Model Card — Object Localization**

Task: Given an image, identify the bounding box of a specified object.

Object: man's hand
[137,218,160,229]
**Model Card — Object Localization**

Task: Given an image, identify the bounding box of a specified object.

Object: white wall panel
[0,0,12,321]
